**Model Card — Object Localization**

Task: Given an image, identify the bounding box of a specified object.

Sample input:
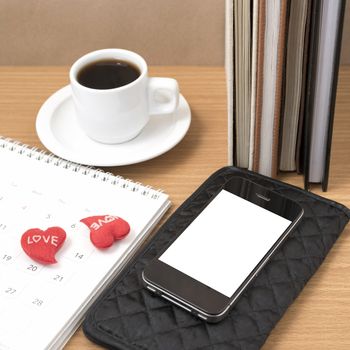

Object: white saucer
[36,85,191,166]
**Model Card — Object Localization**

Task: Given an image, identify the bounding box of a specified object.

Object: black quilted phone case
[83,167,350,350]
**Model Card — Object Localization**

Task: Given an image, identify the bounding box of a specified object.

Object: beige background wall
[0,0,349,66]
[341,0,350,64]
[0,0,225,65]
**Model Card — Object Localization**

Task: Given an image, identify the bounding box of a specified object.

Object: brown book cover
[321,0,346,190]
[296,0,312,174]
[279,0,310,172]
[253,0,288,177]
[302,0,321,189]
[303,0,345,191]
[271,0,288,177]
[226,0,236,166]
[252,0,266,172]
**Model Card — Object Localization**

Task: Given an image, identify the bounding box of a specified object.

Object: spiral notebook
[0,137,170,350]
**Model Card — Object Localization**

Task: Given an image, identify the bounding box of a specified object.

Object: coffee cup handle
[148,78,179,115]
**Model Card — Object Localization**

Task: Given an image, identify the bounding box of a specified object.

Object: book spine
[321,0,346,191]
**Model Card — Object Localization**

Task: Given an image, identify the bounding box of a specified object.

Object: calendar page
[0,140,170,350]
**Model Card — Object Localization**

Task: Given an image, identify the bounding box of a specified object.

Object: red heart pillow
[80,215,130,249]
[21,227,66,264]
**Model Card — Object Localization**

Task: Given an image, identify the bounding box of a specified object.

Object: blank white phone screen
[159,190,291,297]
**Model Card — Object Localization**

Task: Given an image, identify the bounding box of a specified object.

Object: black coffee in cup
[77,59,141,89]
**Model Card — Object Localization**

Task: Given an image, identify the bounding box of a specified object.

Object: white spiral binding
[0,137,163,199]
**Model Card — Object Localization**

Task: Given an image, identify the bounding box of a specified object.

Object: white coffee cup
[69,48,179,144]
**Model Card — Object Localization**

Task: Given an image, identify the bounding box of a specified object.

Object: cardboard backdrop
[0,0,349,65]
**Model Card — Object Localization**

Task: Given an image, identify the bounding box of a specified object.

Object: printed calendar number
[0,252,16,266]
[16,254,44,275]
[20,285,51,309]
[0,238,21,264]
[64,247,94,263]
[2,284,22,299]
[53,274,64,282]
[4,287,16,295]
[32,298,44,307]
[27,264,38,272]
[41,263,76,286]
[75,253,84,260]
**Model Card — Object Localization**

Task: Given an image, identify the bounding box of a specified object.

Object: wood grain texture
[0,66,349,349]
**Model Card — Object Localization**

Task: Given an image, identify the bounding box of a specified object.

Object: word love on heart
[27,234,59,246]
[80,215,130,249]
[21,227,66,265]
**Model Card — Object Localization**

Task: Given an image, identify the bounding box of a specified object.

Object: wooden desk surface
[0,66,349,349]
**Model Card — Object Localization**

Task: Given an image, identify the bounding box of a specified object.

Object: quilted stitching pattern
[83,167,350,350]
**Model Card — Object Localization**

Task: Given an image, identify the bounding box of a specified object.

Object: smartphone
[142,177,303,323]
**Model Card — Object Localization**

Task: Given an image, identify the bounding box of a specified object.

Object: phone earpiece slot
[256,193,271,201]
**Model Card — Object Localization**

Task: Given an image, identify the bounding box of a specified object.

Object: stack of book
[225,0,346,191]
